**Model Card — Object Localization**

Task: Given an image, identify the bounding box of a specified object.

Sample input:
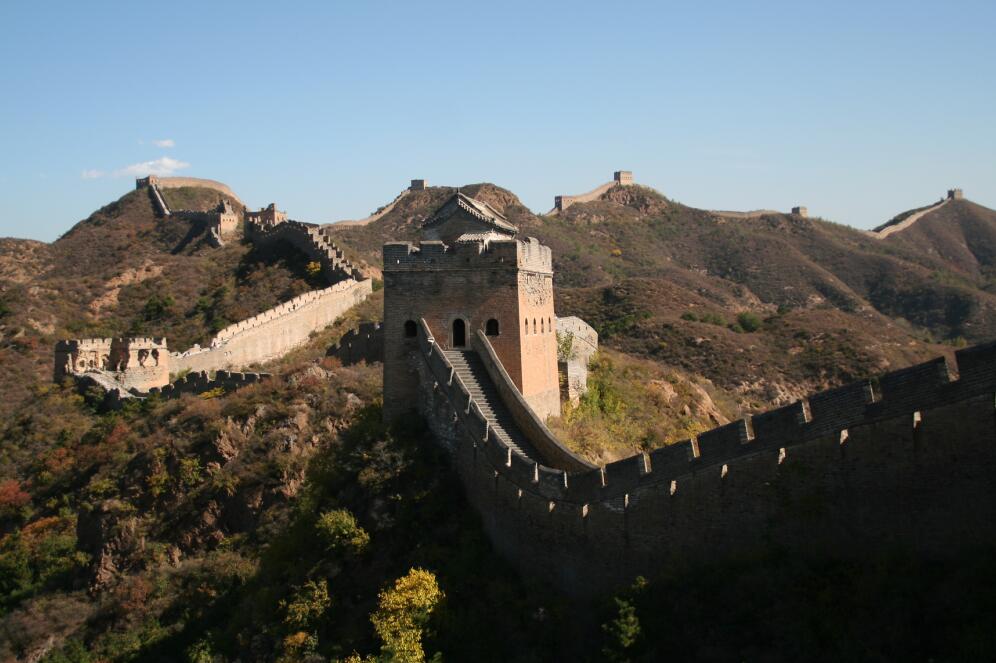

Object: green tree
[280,579,331,636]
[316,508,370,555]
[736,311,762,332]
[602,597,641,661]
[371,568,443,663]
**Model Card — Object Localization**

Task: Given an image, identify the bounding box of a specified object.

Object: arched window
[524,318,529,334]
[452,319,467,347]
[548,317,552,331]
[485,318,500,336]
[533,318,537,334]
[541,318,545,333]
[403,320,417,338]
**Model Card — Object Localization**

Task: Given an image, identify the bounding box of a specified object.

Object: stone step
[441,349,539,461]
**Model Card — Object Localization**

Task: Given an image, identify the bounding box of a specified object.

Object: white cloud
[153,138,175,148]
[81,169,105,179]
[114,156,191,178]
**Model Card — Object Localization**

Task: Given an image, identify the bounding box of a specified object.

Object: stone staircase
[443,349,540,461]
[246,219,357,283]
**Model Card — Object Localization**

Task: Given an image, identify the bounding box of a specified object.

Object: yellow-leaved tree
[370,568,443,663]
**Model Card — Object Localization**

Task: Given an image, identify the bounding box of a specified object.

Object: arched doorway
[452,318,466,348]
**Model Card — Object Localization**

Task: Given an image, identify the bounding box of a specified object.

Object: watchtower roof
[421,192,518,237]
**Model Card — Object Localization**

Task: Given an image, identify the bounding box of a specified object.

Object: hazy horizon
[2,0,994,241]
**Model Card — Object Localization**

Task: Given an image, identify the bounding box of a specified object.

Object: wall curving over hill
[152,177,245,206]
[172,278,372,373]
[414,323,996,596]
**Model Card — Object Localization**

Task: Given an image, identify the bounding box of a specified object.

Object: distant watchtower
[614,170,633,185]
[383,193,560,422]
[410,179,428,191]
[948,189,964,201]
[792,206,808,218]
[135,175,160,190]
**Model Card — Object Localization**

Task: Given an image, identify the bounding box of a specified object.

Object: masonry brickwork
[383,238,560,421]
[246,203,288,227]
[414,322,996,596]
[382,191,564,424]
[613,170,633,185]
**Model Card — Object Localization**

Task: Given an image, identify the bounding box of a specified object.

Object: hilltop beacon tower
[383,192,560,422]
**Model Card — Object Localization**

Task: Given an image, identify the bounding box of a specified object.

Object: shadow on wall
[415,332,996,597]
[327,322,384,366]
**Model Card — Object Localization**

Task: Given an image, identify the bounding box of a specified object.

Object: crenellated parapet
[384,237,552,275]
[148,370,270,399]
[415,328,996,595]
[171,278,373,374]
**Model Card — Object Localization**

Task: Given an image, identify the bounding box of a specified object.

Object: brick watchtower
[383,193,561,422]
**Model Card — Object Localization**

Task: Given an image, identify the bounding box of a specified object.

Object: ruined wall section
[556,316,598,404]
[415,330,996,596]
[172,279,373,374]
[54,337,170,391]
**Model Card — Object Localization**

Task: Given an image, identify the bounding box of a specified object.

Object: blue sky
[1,0,994,241]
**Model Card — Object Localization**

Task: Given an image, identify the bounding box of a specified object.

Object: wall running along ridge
[58,181,374,394]
[550,171,635,214]
[873,199,949,239]
[138,176,245,206]
[414,324,996,597]
[172,278,373,374]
